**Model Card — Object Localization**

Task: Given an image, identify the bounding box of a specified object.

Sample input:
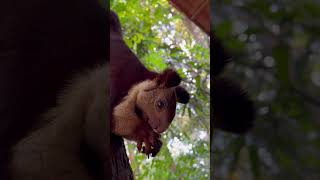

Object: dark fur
[110,19,157,110]
[212,37,231,76]
[212,37,255,134]
[155,69,181,88]
[213,77,254,134]
[0,0,107,179]
[175,86,190,104]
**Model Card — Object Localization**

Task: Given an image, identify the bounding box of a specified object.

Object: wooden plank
[169,0,210,35]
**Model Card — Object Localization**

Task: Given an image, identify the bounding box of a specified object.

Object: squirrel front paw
[149,138,162,157]
[135,125,162,157]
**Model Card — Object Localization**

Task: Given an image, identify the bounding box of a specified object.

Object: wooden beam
[169,0,210,35]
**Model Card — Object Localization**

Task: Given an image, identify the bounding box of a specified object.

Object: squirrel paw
[135,126,162,157]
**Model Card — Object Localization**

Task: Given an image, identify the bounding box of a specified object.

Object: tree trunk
[110,135,134,180]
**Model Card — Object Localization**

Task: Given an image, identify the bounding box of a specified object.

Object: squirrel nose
[154,124,169,133]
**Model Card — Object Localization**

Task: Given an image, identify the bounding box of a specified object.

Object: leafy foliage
[110,0,210,179]
[213,0,320,179]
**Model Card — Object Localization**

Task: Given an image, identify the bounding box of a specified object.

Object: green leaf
[145,52,167,71]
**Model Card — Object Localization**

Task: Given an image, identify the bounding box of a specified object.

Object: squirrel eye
[157,100,165,109]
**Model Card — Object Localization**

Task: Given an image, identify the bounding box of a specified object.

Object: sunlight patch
[167,137,192,158]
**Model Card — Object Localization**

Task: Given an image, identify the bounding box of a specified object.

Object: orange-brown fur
[112,80,157,137]
[112,80,162,155]
[112,69,189,156]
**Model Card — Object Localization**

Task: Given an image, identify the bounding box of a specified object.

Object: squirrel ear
[175,86,190,104]
[212,77,255,134]
[212,38,231,76]
[156,69,181,88]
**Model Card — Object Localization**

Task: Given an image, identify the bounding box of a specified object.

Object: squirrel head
[135,69,190,133]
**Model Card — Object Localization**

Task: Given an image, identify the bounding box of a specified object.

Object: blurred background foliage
[213,0,320,180]
[111,0,210,179]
